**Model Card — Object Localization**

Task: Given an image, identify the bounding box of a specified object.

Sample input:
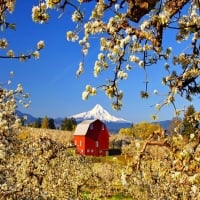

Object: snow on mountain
[70,104,130,123]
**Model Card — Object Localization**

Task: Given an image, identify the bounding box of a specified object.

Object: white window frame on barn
[96,141,99,147]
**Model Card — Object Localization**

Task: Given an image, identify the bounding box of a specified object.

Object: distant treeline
[25,116,77,131]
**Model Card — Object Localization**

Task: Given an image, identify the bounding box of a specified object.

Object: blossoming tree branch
[0,0,45,132]
[32,0,199,116]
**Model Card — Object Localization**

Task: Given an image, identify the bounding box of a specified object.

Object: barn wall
[74,135,85,155]
[86,120,109,156]
[85,136,96,156]
[98,127,109,156]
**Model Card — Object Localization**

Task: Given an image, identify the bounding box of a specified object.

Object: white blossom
[114,4,120,11]
[37,40,45,50]
[139,60,144,67]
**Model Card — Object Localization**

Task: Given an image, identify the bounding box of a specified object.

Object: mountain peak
[70,104,130,123]
[91,104,104,113]
[92,104,103,110]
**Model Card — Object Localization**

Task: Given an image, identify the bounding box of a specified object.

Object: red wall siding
[85,136,96,156]
[74,120,109,156]
[85,120,109,156]
[74,135,85,155]
[97,126,109,156]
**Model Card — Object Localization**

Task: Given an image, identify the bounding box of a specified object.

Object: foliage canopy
[61,117,77,131]
[182,104,199,135]
[119,121,161,139]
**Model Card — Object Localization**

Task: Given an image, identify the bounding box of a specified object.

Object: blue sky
[0,1,199,123]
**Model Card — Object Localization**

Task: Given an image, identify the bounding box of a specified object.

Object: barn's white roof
[73,119,97,136]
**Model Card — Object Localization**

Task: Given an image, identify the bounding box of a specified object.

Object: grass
[80,191,133,200]
[109,194,133,200]
[90,154,132,166]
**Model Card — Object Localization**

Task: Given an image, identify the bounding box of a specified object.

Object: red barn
[73,119,109,156]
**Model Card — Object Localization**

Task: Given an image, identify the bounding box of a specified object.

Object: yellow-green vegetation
[119,121,161,139]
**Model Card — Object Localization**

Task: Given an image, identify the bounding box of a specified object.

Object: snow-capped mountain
[70,104,130,123]
[16,104,171,133]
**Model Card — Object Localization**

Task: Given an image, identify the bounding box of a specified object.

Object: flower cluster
[72,10,83,22]
[117,70,128,80]
[32,3,49,24]
[7,50,14,57]
[37,40,45,50]
[112,100,123,110]
[82,84,97,100]
[84,21,105,35]
[93,53,108,77]
[0,0,16,14]
[66,31,79,42]
[45,0,61,9]
[0,74,30,165]
[0,38,8,49]
[104,85,116,99]
[0,73,30,134]
[90,0,105,19]
[176,4,200,42]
